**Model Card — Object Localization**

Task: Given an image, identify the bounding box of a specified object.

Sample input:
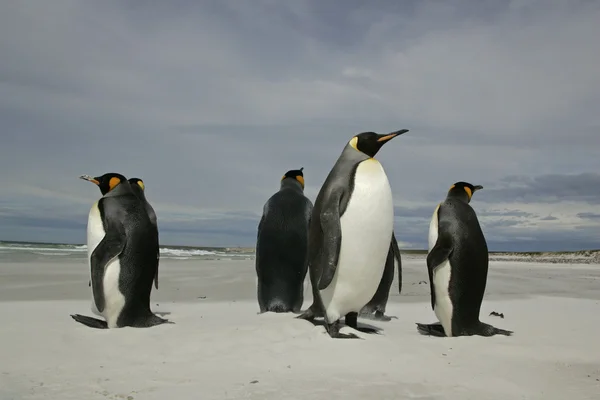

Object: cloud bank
[1,0,599,250]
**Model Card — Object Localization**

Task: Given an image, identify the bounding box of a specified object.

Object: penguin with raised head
[416,182,512,337]
[359,231,402,321]
[128,177,160,291]
[256,168,313,313]
[298,129,409,339]
[72,173,171,329]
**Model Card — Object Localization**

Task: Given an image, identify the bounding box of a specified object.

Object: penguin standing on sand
[72,173,171,329]
[359,231,402,321]
[416,182,512,337]
[128,177,160,291]
[255,168,313,313]
[298,129,409,339]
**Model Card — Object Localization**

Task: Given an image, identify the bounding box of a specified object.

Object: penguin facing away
[359,231,402,321]
[255,167,313,313]
[298,129,409,339]
[128,177,160,291]
[416,182,512,337]
[72,173,171,329]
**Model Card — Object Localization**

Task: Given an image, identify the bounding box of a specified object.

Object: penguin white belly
[428,205,454,337]
[87,203,104,316]
[320,159,394,322]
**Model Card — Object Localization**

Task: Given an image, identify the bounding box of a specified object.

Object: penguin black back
[128,177,160,290]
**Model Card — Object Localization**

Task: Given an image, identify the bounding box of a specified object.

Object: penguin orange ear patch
[296,175,305,187]
[137,181,145,190]
[109,177,121,191]
[349,136,359,150]
[463,187,472,199]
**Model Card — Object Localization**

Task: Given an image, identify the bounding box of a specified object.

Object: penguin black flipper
[150,206,159,290]
[316,188,344,291]
[71,314,109,329]
[391,232,402,294]
[90,211,127,313]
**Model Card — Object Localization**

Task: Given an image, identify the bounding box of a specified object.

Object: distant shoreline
[1,239,599,256]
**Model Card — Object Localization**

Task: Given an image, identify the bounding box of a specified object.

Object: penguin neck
[280,179,304,194]
[342,144,371,162]
[104,182,133,198]
[446,191,470,204]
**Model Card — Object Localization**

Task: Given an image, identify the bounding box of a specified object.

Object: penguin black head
[281,167,305,188]
[128,177,145,191]
[447,181,483,203]
[348,129,409,158]
[80,173,128,195]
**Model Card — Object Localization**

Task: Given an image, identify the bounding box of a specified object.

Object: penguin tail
[476,322,513,337]
[265,298,293,313]
[134,313,174,328]
[416,322,447,337]
[71,314,108,329]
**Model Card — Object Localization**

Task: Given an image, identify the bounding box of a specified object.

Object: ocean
[0,241,255,262]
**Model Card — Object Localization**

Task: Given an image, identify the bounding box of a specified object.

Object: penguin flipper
[426,232,453,310]
[391,232,402,294]
[316,190,343,291]
[71,314,108,329]
[90,221,126,313]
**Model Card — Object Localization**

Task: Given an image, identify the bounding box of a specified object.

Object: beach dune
[0,255,599,399]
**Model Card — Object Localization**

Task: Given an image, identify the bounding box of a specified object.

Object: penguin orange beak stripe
[376,129,409,142]
[79,175,100,185]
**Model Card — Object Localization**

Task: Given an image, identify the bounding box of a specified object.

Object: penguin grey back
[256,168,313,313]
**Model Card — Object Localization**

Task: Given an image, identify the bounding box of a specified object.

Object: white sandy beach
[0,255,599,400]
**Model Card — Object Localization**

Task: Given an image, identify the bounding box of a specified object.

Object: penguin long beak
[473,185,483,192]
[377,129,409,142]
[79,175,100,185]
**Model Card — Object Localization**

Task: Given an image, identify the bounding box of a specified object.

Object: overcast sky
[1,0,599,251]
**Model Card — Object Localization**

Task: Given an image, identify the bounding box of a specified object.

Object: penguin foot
[71,314,108,329]
[345,312,382,334]
[416,322,447,337]
[296,305,320,321]
[326,321,362,340]
[359,310,397,322]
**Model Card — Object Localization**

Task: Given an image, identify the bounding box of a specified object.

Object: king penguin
[416,182,513,337]
[359,231,402,321]
[298,129,409,339]
[71,173,171,329]
[128,177,160,291]
[255,168,313,313]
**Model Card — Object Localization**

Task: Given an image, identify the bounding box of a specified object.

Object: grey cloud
[577,212,600,220]
[479,173,600,204]
[540,215,559,221]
